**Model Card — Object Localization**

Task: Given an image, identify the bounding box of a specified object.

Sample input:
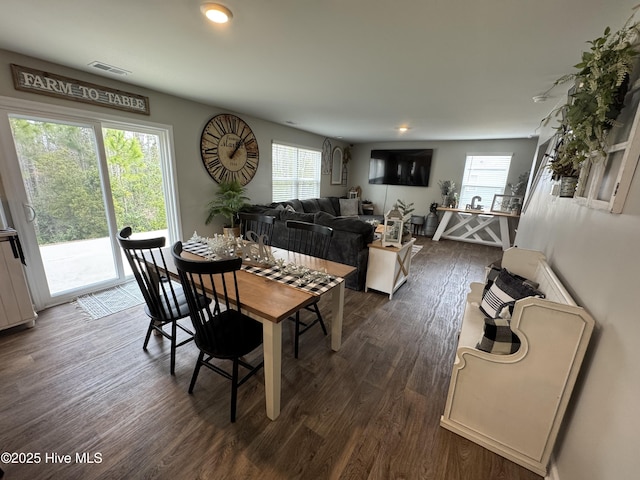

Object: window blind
[459,155,512,208]
[272,143,321,202]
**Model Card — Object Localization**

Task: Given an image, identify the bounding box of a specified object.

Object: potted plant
[438,180,457,207]
[544,15,640,179]
[397,199,415,242]
[205,180,250,236]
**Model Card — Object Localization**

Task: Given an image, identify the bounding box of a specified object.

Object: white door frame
[0,95,182,309]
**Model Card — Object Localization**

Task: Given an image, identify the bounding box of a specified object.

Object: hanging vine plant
[545,14,640,177]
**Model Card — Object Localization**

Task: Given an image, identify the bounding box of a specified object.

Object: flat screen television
[368,149,433,186]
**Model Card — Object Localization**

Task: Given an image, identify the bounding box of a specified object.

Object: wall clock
[200,113,259,185]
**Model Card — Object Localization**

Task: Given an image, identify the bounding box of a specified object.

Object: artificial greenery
[438,180,457,206]
[546,15,640,176]
[507,171,530,196]
[396,199,415,238]
[205,180,250,228]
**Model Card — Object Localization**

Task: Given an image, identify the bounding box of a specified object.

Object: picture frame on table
[490,194,523,214]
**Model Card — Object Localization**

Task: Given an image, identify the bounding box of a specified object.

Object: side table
[362,203,374,215]
[365,237,415,299]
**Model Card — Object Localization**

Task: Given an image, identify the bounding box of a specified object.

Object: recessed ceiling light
[398,126,410,132]
[200,3,233,23]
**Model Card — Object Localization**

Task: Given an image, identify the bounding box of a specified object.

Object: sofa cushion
[339,198,359,216]
[280,210,315,223]
[300,198,321,213]
[480,268,543,318]
[316,197,337,216]
[476,317,521,354]
[328,197,341,215]
[314,211,374,238]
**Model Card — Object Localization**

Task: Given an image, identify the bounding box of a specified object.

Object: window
[574,81,640,213]
[1,100,179,309]
[458,154,512,209]
[272,142,321,202]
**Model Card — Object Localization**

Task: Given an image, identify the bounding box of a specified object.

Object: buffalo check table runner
[181,240,342,295]
[181,240,211,257]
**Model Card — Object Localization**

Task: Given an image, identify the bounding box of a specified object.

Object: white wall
[0,49,348,238]
[349,139,537,216]
[515,135,640,479]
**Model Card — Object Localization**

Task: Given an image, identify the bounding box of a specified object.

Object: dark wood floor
[0,239,543,480]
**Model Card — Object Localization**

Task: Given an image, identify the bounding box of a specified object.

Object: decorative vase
[223,226,240,238]
[559,176,578,198]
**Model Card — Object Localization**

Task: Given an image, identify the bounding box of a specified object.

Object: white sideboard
[0,230,37,331]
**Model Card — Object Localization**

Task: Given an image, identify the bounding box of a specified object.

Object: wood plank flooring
[0,239,543,480]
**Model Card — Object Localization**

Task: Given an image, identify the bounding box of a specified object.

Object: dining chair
[285,220,334,358]
[238,212,275,245]
[172,241,264,422]
[118,227,200,375]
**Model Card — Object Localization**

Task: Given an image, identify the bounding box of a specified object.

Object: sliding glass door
[0,103,179,309]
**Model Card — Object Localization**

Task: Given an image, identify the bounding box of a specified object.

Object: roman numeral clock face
[200,114,259,185]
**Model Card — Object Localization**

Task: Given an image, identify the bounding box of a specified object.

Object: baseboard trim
[545,456,559,480]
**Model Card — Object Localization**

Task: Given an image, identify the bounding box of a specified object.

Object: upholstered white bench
[440,247,595,476]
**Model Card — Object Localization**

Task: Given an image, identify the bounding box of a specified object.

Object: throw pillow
[476,317,521,354]
[480,268,543,318]
[285,204,297,213]
[339,198,359,217]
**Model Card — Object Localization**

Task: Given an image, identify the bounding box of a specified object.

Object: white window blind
[272,142,321,202]
[459,154,512,209]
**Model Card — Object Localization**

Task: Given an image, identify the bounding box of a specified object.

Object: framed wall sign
[321,138,332,175]
[331,146,343,185]
[10,64,150,115]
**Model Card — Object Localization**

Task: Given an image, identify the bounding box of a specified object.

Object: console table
[365,237,415,299]
[432,207,519,251]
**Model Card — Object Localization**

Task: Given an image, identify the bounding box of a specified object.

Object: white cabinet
[0,230,37,331]
[365,238,415,299]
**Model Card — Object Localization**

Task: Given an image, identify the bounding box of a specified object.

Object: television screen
[368,149,433,186]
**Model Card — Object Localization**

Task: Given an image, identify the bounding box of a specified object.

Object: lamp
[200,3,233,23]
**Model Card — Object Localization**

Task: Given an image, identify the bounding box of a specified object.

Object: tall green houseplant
[205,180,250,228]
[548,15,640,176]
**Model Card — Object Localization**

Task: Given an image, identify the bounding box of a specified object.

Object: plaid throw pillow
[476,317,521,354]
[480,268,542,318]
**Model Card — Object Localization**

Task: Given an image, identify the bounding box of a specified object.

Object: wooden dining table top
[157,245,356,324]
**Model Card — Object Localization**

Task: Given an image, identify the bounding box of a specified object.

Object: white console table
[432,207,519,251]
[365,238,415,299]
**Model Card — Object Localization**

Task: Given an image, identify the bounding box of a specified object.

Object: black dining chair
[117,227,203,375]
[285,220,334,358]
[172,241,264,422]
[238,212,275,245]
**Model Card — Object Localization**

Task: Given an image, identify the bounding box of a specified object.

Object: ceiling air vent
[88,61,130,76]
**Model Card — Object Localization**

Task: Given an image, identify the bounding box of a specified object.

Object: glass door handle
[23,204,36,222]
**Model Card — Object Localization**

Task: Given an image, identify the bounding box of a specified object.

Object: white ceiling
[0,0,638,143]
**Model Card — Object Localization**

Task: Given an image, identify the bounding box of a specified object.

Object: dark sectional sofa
[243,197,382,290]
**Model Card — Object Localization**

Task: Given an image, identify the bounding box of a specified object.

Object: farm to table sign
[11,64,149,115]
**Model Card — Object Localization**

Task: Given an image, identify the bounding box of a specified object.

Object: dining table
[149,240,355,420]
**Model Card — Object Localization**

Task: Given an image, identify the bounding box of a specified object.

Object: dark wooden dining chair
[285,220,334,358]
[172,241,264,422]
[117,227,200,375]
[238,212,275,245]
